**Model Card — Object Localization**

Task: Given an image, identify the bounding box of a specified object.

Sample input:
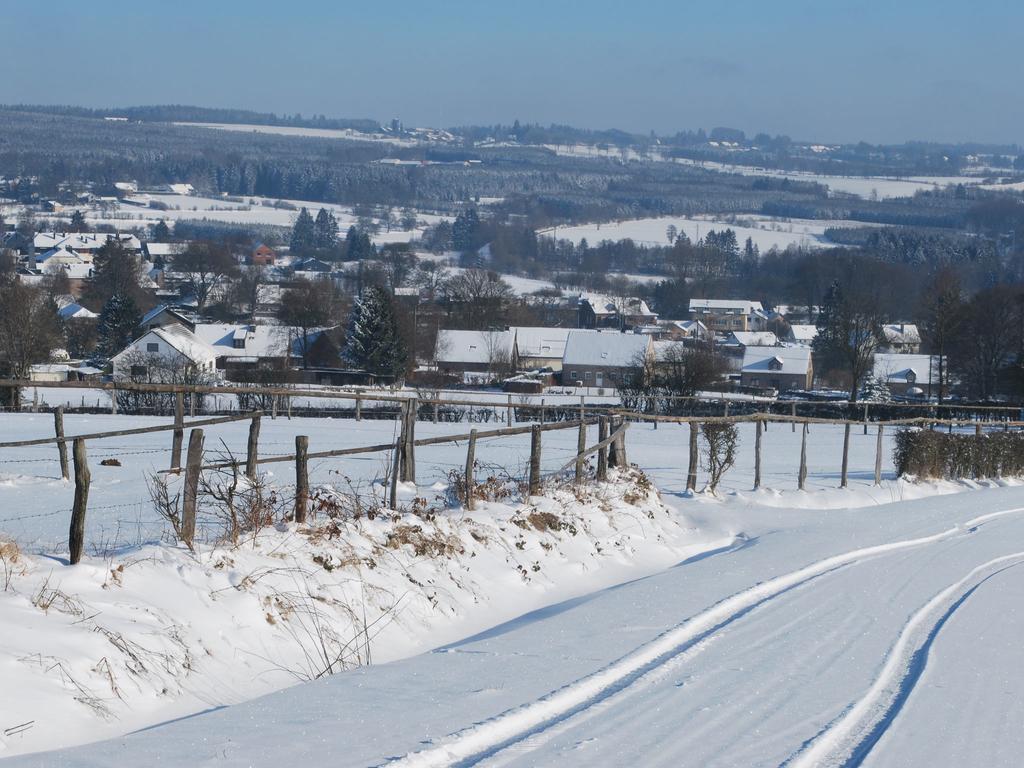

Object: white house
[111,325,218,379]
[33,232,142,259]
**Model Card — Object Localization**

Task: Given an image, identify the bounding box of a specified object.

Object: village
[1,199,938,411]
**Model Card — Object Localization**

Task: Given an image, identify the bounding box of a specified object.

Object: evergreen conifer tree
[343,285,407,378]
[97,293,141,358]
[314,208,338,249]
[290,207,316,254]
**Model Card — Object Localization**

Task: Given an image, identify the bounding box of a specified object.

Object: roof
[727,331,778,347]
[652,340,689,362]
[874,353,935,385]
[57,302,98,320]
[562,331,651,368]
[788,324,818,342]
[33,232,141,252]
[511,326,581,359]
[112,325,217,365]
[140,304,194,327]
[435,330,514,365]
[689,298,764,315]
[741,346,811,374]
[882,323,922,345]
[578,294,655,318]
[192,324,296,359]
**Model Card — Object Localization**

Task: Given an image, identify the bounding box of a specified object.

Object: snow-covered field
[540,213,877,251]
[3,410,1024,766]
[174,121,421,147]
[31,194,449,246]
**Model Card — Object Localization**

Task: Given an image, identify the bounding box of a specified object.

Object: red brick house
[251,243,277,266]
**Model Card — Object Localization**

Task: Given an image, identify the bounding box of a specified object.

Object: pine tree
[290,207,316,254]
[452,207,481,252]
[314,208,338,249]
[69,210,87,232]
[859,375,893,402]
[343,285,407,378]
[97,294,141,358]
[151,219,171,241]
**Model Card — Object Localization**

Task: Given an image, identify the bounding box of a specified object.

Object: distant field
[539,213,878,251]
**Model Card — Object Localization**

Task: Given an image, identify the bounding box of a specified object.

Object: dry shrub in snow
[701,423,739,494]
[1,537,23,590]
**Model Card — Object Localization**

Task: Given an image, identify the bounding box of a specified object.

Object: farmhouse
[511,326,581,371]
[740,347,813,392]
[688,299,768,333]
[874,353,935,397]
[577,294,657,329]
[434,329,515,376]
[880,323,922,354]
[562,331,652,389]
[111,325,218,379]
[251,243,278,266]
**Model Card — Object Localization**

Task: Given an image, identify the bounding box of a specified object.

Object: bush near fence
[893,429,1024,480]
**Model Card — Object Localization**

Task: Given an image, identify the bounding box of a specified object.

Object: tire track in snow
[383,507,1024,768]
[784,554,1024,768]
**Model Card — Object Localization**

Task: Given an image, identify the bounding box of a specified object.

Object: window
[146,342,159,353]
[585,371,592,380]
[130,365,147,377]
[569,370,578,380]
[232,338,245,349]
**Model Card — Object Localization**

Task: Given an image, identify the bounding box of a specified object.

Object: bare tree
[0,281,63,406]
[173,241,239,310]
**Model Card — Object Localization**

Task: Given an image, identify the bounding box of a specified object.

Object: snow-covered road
[12,486,1024,767]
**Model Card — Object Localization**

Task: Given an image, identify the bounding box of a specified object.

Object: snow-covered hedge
[894,428,1024,480]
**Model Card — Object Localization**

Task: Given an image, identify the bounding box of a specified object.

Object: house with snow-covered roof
[873,353,935,397]
[880,323,922,354]
[577,294,657,329]
[740,347,812,392]
[111,325,218,380]
[510,326,587,371]
[688,298,767,333]
[562,331,651,389]
[434,329,515,376]
[786,324,818,345]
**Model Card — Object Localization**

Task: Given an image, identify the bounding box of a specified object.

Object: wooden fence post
[723,400,729,418]
[540,398,546,425]
[507,394,514,426]
[791,402,796,432]
[433,400,439,424]
[181,429,204,547]
[863,403,869,435]
[841,422,851,488]
[401,399,417,483]
[389,438,401,509]
[246,415,260,479]
[616,418,628,468]
[170,392,184,472]
[608,417,620,468]
[355,394,362,421]
[754,418,763,490]
[54,407,69,481]
[465,429,477,510]
[874,424,884,486]
[32,388,38,413]
[271,396,278,420]
[189,392,196,418]
[687,422,699,492]
[575,418,587,484]
[528,424,541,495]
[597,417,609,481]
[111,386,117,415]
[798,422,808,491]
[294,435,308,523]
[68,438,89,565]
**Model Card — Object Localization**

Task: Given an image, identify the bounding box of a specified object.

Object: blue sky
[2,0,1020,145]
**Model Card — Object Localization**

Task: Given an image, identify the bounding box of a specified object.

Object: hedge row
[894,429,1024,480]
